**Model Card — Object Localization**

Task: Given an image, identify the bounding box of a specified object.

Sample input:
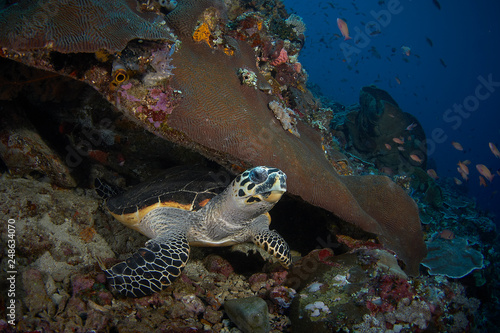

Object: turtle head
[232,166,287,210]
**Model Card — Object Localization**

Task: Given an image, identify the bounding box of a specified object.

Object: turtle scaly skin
[97,166,291,297]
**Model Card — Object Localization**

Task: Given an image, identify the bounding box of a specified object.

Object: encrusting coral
[0,0,425,275]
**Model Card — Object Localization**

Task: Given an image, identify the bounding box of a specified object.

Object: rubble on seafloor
[0,0,498,332]
[0,177,487,332]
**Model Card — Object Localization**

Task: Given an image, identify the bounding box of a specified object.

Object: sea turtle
[95,165,291,297]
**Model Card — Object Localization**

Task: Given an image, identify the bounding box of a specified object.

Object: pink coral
[269,285,296,310]
[270,48,288,66]
[203,254,234,278]
[366,275,415,314]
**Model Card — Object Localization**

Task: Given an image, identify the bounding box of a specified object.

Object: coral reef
[343,85,428,174]
[288,247,480,332]
[268,100,300,137]
[0,0,426,276]
[0,0,497,331]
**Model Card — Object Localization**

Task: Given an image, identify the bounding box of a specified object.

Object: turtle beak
[264,190,285,202]
[262,173,287,202]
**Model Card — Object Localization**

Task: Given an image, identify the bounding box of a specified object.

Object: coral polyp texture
[0,0,175,53]
[0,0,426,275]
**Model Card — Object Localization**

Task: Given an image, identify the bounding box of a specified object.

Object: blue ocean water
[285,0,500,224]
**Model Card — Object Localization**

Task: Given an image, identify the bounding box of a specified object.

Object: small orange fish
[337,18,352,40]
[380,167,393,175]
[397,146,405,151]
[410,154,423,163]
[479,176,487,187]
[439,229,455,240]
[384,143,392,150]
[489,142,500,158]
[401,45,411,56]
[457,161,469,175]
[453,177,463,185]
[462,160,471,165]
[427,169,439,179]
[451,141,463,151]
[457,167,468,181]
[392,137,404,144]
[395,76,401,84]
[476,164,494,182]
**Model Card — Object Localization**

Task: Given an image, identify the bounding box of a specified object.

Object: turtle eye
[249,167,268,184]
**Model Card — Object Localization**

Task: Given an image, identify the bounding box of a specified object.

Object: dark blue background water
[284,0,500,223]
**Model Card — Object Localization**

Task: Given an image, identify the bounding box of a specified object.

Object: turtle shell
[106,166,229,227]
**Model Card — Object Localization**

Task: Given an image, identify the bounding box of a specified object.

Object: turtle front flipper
[103,232,190,298]
[250,215,292,268]
[253,229,292,268]
[94,178,124,199]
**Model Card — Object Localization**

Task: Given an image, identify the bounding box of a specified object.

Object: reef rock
[0,104,77,188]
[288,248,477,332]
[224,296,271,333]
[345,86,427,173]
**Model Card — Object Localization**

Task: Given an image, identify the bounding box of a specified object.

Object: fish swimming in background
[479,176,487,187]
[395,77,401,84]
[410,154,423,163]
[457,161,469,175]
[476,164,494,182]
[489,142,500,158]
[453,177,463,185]
[457,167,468,181]
[425,37,433,47]
[439,58,447,68]
[401,46,411,56]
[380,167,393,175]
[439,229,454,240]
[337,18,352,40]
[406,122,418,131]
[432,0,442,10]
[392,137,404,144]
[384,143,392,150]
[427,169,439,180]
[451,141,463,151]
